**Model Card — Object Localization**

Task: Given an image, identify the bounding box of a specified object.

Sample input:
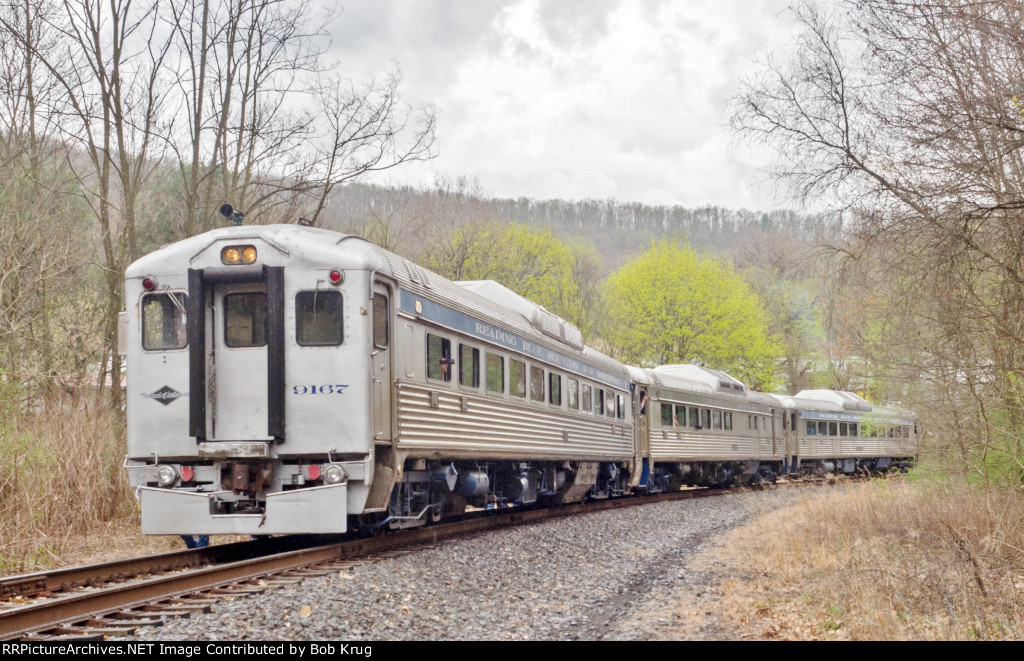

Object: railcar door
[371,281,393,441]
[210,282,272,440]
[634,388,650,487]
[188,264,284,444]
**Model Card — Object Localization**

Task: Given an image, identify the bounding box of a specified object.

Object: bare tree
[305,69,436,227]
[732,0,1024,482]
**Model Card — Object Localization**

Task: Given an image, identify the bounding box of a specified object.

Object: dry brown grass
[705,478,1024,640]
[0,398,152,574]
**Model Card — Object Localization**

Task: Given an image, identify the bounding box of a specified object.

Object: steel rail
[1,486,728,640]
[0,535,336,600]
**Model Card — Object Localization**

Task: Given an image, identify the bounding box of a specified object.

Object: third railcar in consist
[121,224,916,535]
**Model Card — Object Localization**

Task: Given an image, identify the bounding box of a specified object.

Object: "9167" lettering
[292,384,349,395]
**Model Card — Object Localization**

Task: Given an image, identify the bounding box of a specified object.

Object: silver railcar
[772,390,918,475]
[123,225,636,535]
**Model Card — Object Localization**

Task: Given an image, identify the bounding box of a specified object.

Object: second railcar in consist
[122,223,917,536]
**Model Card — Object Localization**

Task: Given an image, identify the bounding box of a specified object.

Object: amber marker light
[242,246,257,263]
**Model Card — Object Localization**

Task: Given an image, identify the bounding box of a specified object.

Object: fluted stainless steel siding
[649,429,768,462]
[396,382,633,461]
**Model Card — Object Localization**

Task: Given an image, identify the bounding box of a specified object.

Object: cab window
[296,290,343,346]
[142,292,188,350]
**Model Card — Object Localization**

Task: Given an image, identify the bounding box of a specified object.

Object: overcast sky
[329,0,801,210]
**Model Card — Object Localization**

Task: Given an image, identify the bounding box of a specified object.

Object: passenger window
[596,388,605,415]
[753,416,758,431]
[549,372,562,405]
[850,423,858,437]
[510,359,526,398]
[142,292,188,350]
[806,421,816,435]
[702,409,711,429]
[606,392,615,418]
[839,423,848,436]
[617,394,625,420]
[676,405,686,427]
[661,403,673,427]
[818,421,828,436]
[713,410,722,430]
[296,290,343,346]
[582,384,593,412]
[689,407,698,428]
[530,366,544,402]
[426,333,452,382]
[372,294,388,349]
[568,378,579,410]
[459,343,480,388]
[486,353,504,394]
[225,292,267,347]
[724,412,732,431]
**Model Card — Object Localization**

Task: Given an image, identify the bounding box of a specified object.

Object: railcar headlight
[156,465,178,487]
[324,464,347,484]
[221,245,257,265]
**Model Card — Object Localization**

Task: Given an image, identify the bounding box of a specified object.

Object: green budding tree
[602,240,781,389]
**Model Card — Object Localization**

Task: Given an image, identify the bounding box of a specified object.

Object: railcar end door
[371,282,392,441]
[211,283,271,441]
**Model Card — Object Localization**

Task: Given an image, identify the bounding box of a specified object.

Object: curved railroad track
[3,479,844,641]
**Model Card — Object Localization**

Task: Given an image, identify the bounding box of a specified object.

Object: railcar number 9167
[292,384,350,395]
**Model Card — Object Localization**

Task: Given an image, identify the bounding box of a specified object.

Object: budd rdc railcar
[121,223,918,537]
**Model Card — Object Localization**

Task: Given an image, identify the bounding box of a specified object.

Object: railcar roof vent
[404,260,432,288]
[654,364,746,396]
[455,280,584,350]
[794,389,872,411]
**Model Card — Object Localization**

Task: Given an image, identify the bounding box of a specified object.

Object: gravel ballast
[133,488,808,641]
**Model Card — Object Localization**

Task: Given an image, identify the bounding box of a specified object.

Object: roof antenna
[219,203,245,226]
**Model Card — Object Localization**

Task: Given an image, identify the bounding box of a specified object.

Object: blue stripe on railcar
[399,290,630,391]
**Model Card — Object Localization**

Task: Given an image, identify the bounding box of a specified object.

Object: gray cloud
[327,0,801,210]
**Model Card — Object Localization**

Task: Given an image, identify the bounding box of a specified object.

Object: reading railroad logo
[143,385,188,406]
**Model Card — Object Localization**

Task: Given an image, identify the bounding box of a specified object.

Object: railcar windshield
[142,292,188,350]
[296,291,343,346]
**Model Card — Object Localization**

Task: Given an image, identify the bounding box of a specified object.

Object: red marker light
[329,269,343,285]
[142,277,156,291]
[181,465,194,482]
[307,464,322,480]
